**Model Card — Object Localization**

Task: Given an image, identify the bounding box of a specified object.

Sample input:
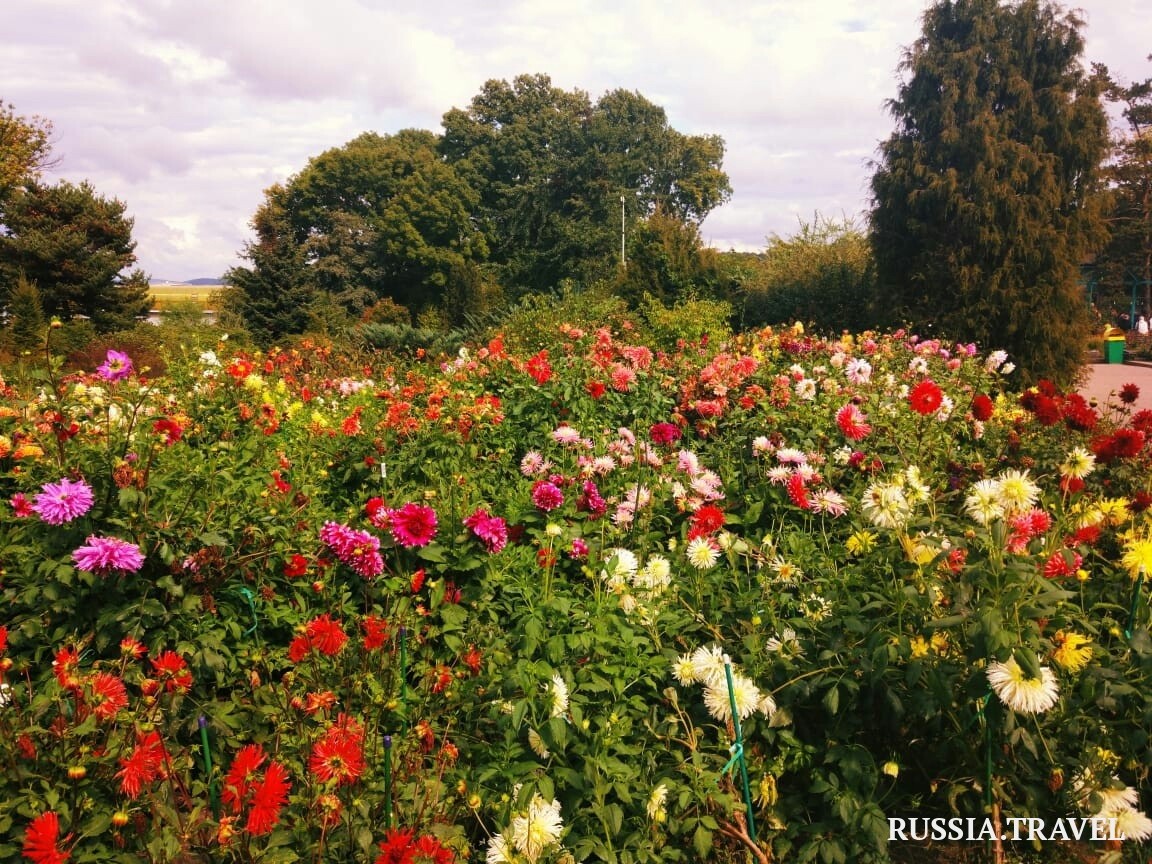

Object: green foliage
[639,293,732,350]
[1093,60,1152,319]
[483,285,635,353]
[5,272,45,352]
[613,209,722,307]
[869,0,1110,387]
[228,130,486,344]
[440,74,732,296]
[0,179,150,332]
[0,99,54,203]
[738,216,876,334]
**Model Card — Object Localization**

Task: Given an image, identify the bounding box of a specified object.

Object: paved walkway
[1078,361,1152,413]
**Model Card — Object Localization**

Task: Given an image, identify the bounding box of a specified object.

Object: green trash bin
[1105,333,1126,364]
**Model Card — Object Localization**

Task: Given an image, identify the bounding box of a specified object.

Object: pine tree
[6,272,45,351]
[869,0,1110,386]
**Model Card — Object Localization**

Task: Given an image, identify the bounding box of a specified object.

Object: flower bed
[1,324,1150,863]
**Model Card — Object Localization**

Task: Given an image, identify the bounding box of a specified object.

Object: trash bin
[1104,328,1126,364]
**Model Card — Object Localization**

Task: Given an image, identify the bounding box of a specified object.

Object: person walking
[1138,315,1150,336]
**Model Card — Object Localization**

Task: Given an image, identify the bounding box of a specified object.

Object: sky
[4,0,1150,282]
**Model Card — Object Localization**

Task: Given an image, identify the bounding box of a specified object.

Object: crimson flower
[53,647,83,690]
[586,380,606,399]
[222,744,267,814]
[1120,382,1140,404]
[908,380,943,415]
[462,645,482,675]
[835,403,872,441]
[531,481,564,512]
[309,714,366,786]
[90,672,128,721]
[152,417,183,446]
[151,650,193,693]
[307,615,348,656]
[245,761,291,836]
[117,730,166,799]
[526,350,552,384]
[283,554,309,578]
[689,504,726,539]
[971,394,995,421]
[362,615,389,651]
[22,811,71,864]
[649,422,682,446]
[464,507,508,553]
[389,502,438,548]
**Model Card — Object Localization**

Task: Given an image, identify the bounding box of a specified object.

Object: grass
[147,284,221,309]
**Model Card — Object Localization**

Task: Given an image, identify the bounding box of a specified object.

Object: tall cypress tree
[869,0,1109,386]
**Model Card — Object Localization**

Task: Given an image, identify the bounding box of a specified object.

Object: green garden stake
[198,715,220,818]
[1125,565,1146,640]
[399,626,409,731]
[723,657,758,844]
[382,734,393,830]
[234,586,260,639]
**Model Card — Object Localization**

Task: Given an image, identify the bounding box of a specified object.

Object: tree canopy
[440,74,731,295]
[0,178,150,332]
[869,0,1110,386]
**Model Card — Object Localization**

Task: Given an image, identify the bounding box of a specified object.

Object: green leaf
[693,825,713,859]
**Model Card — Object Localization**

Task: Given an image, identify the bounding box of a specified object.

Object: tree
[440,74,731,296]
[1094,59,1152,320]
[5,272,45,351]
[739,216,876,333]
[612,207,721,306]
[227,129,486,342]
[869,0,1110,386]
[0,179,150,332]
[0,100,55,207]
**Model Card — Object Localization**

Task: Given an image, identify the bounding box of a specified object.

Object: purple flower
[97,349,134,382]
[32,477,94,525]
[73,535,145,574]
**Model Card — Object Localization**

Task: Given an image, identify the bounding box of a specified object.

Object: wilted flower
[548,673,569,718]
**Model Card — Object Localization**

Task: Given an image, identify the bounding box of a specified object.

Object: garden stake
[382,734,393,830]
[400,626,409,730]
[1124,565,1145,640]
[234,586,260,639]
[198,715,220,818]
[722,657,758,844]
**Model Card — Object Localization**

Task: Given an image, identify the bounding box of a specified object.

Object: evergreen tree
[869,0,1109,386]
[6,272,45,351]
[0,179,150,331]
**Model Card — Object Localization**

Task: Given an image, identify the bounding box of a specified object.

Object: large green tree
[227,129,486,342]
[0,179,150,332]
[440,74,731,296]
[1094,60,1152,321]
[869,0,1109,385]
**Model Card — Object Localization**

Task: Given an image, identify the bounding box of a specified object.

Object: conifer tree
[869,0,1109,386]
[6,272,45,352]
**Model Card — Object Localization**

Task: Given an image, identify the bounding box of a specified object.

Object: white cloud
[0,0,1147,280]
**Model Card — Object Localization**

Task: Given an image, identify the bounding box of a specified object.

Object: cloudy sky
[5,0,1150,281]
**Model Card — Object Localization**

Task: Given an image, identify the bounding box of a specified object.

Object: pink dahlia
[72,536,145,574]
[97,349,134,382]
[388,502,438,548]
[32,477,94,525]
[319,521,384,578]
[531,481,564,512]
[649,422,682,446]
[464,507,508,554]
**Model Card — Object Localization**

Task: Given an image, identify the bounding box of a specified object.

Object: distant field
[148,284,222,308]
